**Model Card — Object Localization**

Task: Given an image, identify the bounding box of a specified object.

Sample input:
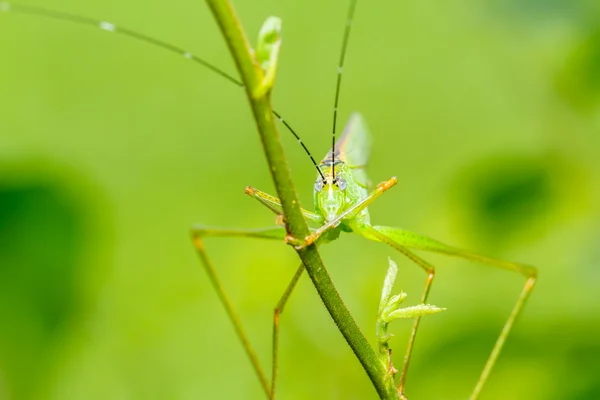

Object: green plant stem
[204,1,398,398]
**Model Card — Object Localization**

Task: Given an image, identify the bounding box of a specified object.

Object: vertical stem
[204,1,398,399]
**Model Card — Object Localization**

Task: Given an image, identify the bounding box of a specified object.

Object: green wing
[323,112,372,167]
[322,113,372,186]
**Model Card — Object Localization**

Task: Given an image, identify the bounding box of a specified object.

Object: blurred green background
[1,0,599,399]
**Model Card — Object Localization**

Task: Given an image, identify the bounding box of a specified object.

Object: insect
[2,1,538,399]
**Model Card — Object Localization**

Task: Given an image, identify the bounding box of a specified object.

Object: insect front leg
[292,176,398,249]
[245,186,322,224]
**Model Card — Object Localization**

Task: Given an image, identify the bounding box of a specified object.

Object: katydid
[2,1,538,399]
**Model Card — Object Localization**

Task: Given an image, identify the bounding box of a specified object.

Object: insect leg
[271,262,304,399]
[270,233,329,398]
[350,223,434,399]
[245,186,322,223]
[355,223,537,400]
[191,225,287,398]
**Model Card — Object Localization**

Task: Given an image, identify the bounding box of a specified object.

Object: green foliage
[376,258,445,385]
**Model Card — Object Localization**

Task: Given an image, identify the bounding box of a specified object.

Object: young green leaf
[253,16,282,99]
[385,304,445,322]
[379,257,398,314]
[376,258,446,388]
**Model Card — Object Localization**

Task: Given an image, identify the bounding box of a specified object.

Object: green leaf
[379,257,398,313]
[253,16,282,99]
[381,292,407,321]
[385,304,446,322]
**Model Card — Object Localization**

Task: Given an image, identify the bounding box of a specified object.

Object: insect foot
[290,232,319,250]
[275,214,285,226]
[283,233,316,250]
[376,176,398,192]
[284,234,304,248]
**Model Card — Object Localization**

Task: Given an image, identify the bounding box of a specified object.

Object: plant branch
[204,1,398,398]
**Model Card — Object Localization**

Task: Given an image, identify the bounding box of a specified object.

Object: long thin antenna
[331,0,358,183]
[1,2,325,177]
[273,110,325,181]
[3,2,244,86]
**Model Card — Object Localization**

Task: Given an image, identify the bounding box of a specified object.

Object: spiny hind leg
[361,223,537,399]
[469,277,535,400]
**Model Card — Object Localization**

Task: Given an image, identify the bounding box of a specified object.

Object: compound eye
[314,179,324,192]
[337,178,347,191]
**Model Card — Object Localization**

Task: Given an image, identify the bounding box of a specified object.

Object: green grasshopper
[2,1,537,399]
